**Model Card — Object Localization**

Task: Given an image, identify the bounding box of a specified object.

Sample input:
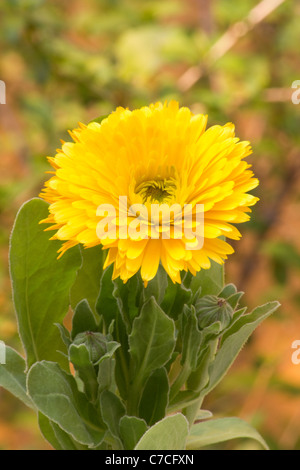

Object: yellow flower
[40,101,259,285]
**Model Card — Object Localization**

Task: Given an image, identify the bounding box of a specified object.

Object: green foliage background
[0,0,300,450]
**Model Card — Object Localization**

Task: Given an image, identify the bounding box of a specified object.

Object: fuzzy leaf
[139,367,169,426]
[69,343,98,402]
[205,301,280,394]
[129,297,176,385]
[70,245,105,314]
[119,416,148,450]
[135,414,189,450]
[189,260,224,297]
[9,198,81,369]
[96,265,118,330]
[27,361,105,447]
[71,300,98,340]
[38,413,64,450]
[161,280,192,320]
[186,417,268,450]
[113,275,142,326]
[142,265,168,305]
[180,305,202,371]
[0,346,33,409]
[100,390,125,446]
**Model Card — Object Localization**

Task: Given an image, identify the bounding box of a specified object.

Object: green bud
[196,295,233,331]
[72,331,108,363]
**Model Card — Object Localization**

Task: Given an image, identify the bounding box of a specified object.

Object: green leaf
[135,414,189,450]
[142,265,168,305]
[228,306,247,328]
[167,390,201,414]
[95,267,129,400]
[119,416,148,450]
[70,245,105,314]
[195,409,213,420]
[97,356,116,394]
[55,323,71,349]
[189,260,224,297]
[169,306,202,401]
[129,297,176,385]
[218,283,244,310]
[218,284,237,299]
[0,346,33,409]
[186,417,269,450]
[9,198,81,369]
[71,300,98,340]
[226,292,244,310]
[180,306,202,371]
[38,413,64,450]
[27,361,105,447]
[205,301,280,395]
[69,343,98,403]
[96,341,120,365]
[139,367,169,426]
[186,339,218,393]
[96,265,118,330]
[100,390,125,446]
[38,413,87,450]
[161,279,192,320]
[50,421,84,450]
[114,312,130,400]
[113,275,143,326]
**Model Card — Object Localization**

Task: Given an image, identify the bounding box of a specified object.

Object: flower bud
[72,331,108,363]
[196,295,233,331]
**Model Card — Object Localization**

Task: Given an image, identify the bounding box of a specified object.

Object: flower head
[40,101,259,285]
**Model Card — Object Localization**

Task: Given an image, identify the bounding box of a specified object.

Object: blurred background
[1,0,300,450]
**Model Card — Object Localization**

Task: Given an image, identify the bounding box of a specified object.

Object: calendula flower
[40,101,259,285]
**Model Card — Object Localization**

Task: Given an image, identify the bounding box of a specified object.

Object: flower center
[135,177,177,204]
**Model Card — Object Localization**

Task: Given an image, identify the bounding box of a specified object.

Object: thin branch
[178,0,286,92]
